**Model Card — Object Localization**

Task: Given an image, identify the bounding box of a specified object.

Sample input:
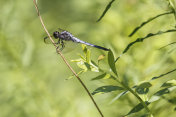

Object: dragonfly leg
[44,36,48,43]
[56,40,65,52]
[55,38,60,45]
[59,40,65,51]
[56,39,61,53]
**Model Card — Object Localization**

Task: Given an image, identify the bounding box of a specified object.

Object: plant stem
[33,0,104,116]
[115,79,153,116]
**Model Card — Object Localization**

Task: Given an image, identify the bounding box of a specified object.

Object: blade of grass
[96,0,116,22]
[92,85,124,95]
[126,101,150,116]
[151,68,176,80]
[129,11,173,37]
[108,50,118,76]
[115,29,176,63]
[158,42,176,50]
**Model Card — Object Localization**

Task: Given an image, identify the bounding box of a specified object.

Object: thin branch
[113,68,176,102]
[33,1,104,117]
[96,0,116,22]
[129,11,173,37]
[114,79,152,116]
[159,42,176,50]
[115,29,176,63]
[113,68,176,115]
[151,68,176,80]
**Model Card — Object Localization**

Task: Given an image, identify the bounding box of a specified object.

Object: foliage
[0,0,176,117]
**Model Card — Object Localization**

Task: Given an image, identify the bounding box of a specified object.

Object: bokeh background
[0,0,176,117]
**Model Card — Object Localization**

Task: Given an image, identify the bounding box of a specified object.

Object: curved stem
[115,79,152,116]
[33,0,104,117]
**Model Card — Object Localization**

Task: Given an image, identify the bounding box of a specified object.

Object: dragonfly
[44,29,110,52]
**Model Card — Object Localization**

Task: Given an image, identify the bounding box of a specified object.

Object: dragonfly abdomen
[76,39,109,51]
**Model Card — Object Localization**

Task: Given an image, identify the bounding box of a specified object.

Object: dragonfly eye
[53,31,60,38]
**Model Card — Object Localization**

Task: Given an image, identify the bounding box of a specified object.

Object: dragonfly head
[53,31,60,39]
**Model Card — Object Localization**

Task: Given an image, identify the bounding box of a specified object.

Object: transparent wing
[57,40,78,54]
[58,28,65,32]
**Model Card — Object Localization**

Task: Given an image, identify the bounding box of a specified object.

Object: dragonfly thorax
[53,31,72,41]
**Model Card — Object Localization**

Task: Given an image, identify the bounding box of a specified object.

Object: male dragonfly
[44,29,110,51]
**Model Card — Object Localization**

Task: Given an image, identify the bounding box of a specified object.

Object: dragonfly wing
[58,40,78,53]
[58,28,66,32]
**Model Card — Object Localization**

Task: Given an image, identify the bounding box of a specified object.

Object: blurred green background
[0,0,176,117]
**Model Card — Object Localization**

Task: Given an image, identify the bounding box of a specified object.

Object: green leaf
[159,42,176,50]
[96,0,116,22]
[138,82,152,88]
[98,55,105,64]
[91,73,111,80]
[168,97,176,105]
[149,86,176,102]
[154,88,170,96]
[86,49,91,63]
[84,62,91,70]
[161,80,176,88]
[71,59,88,71]
[125,29,176,54]
[89,62,99,72]
[126,101,150,116]
[115,29,176,63]
[136,88,149,94]
[151,68,176,80]
[82,44,87,55]
[92,85,124,95]
[128,11,173,37]
[98,55,105,61]
[72,47,99,72]
[110,91,128,104]
[108,50,117,75]
[91,60,98,68]
[135,82,152,94]
[174,107,176,111]
[168,0,176,11]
